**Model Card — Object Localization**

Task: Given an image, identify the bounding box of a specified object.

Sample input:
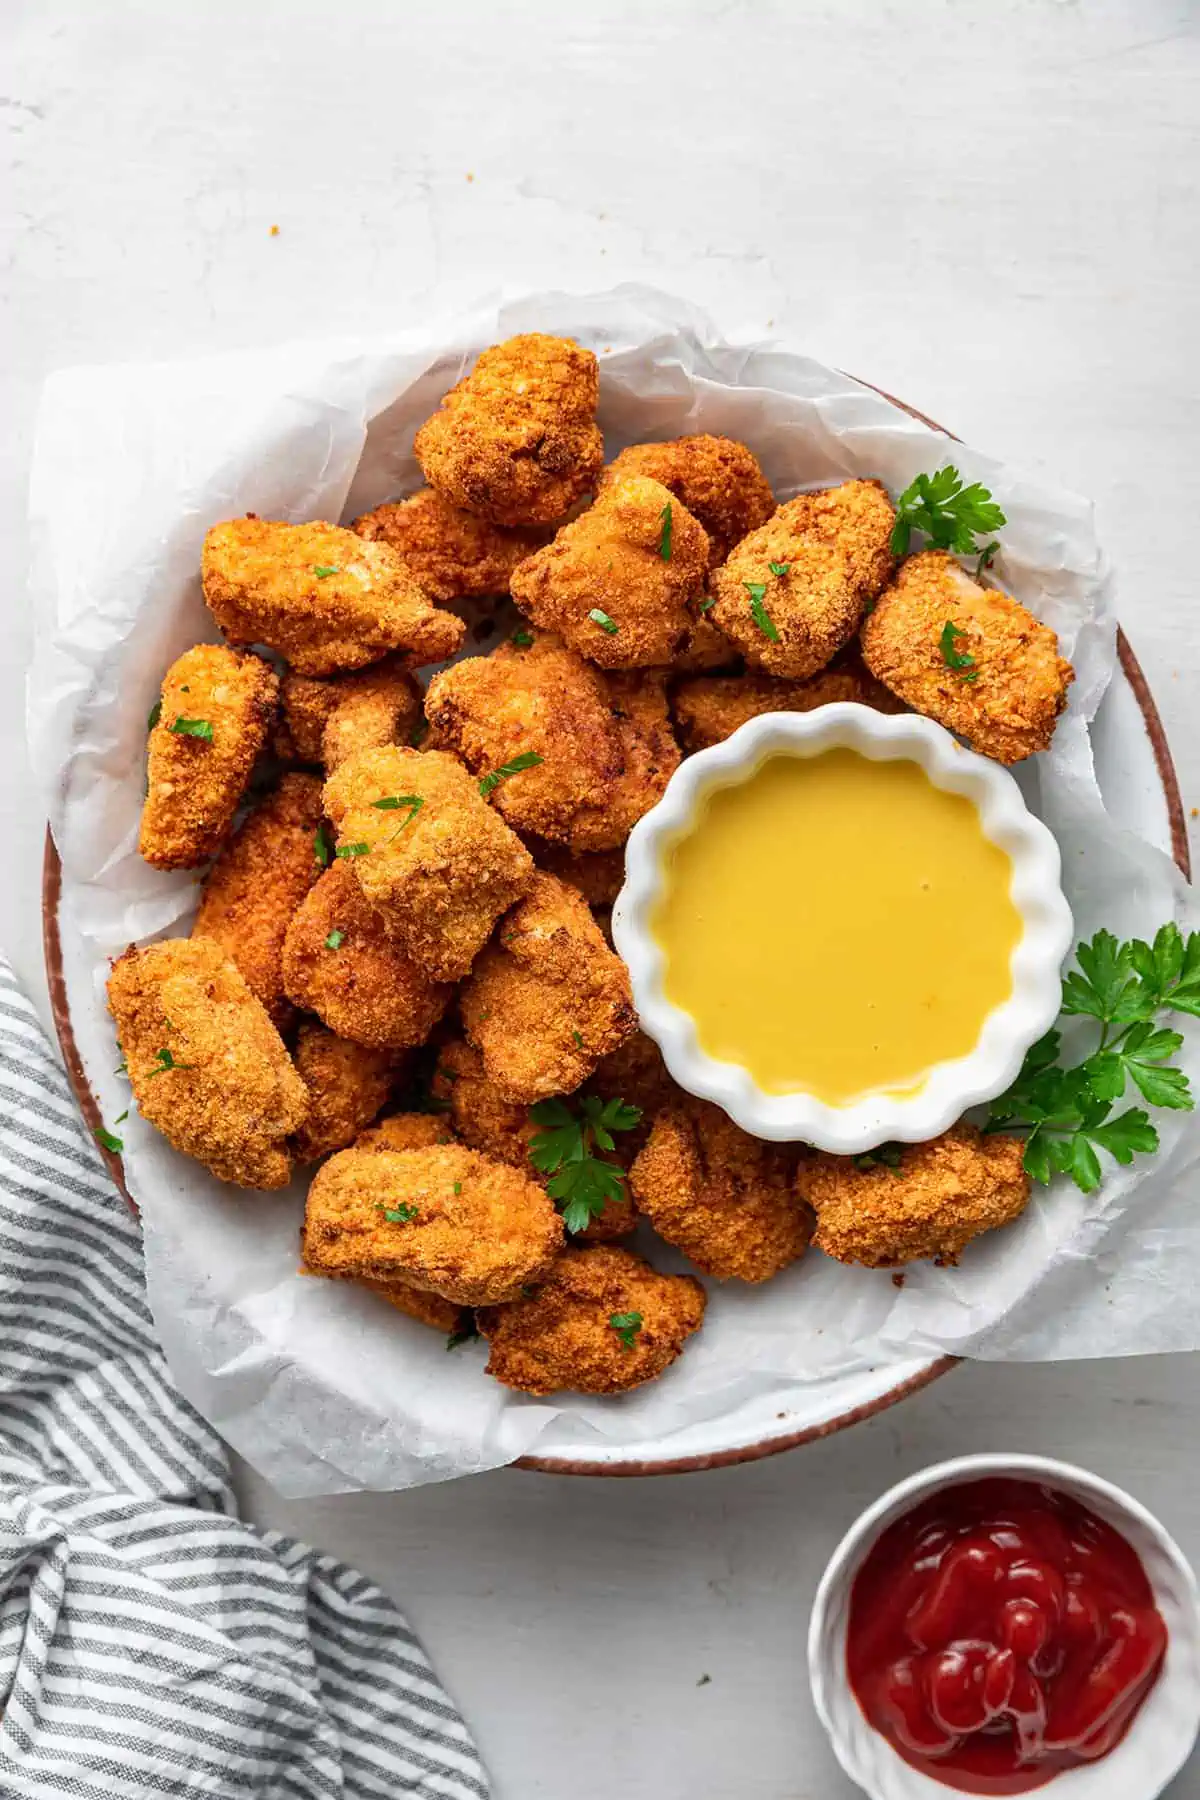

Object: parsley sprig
[744,581,779,643]
[988,925,1197,1192]
[479,751,543,798]
[168,718,214,742]
[939,620,979,682]
[891,467,1007,558]
[381,1202,420,1224]
[146,1046,194,1079]
[528,1094,643,1235]
[609,1311,643,1352]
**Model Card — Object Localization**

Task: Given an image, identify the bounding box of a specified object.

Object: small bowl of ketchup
[809,1453,1200,1800]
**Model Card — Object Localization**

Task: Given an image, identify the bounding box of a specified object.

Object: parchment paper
[27,286,1200,1493]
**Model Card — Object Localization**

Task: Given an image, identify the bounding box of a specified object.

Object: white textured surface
[5,2,1200,1795]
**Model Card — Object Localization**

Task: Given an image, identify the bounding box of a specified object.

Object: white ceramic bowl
[808,1452,1200,1800]
[612,703,1073,1154]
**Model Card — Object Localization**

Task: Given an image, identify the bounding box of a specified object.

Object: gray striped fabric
[0,959,489,1799]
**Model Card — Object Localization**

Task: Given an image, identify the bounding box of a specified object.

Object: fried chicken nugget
[202,518,464,677]
[630,1099,811,1282]
[859,551,1074,764]
[191,772,323,1025]
[460,873,636,1103]
[275,659,423,772]
[510,476,710,668]
[585,1028,680,1154]
[356,1112,459,1153]
[477,1245,706,1396]
[107,938,307,1189]
[352,487,545,599]
[281,864,453,1050]
[302,1143,564,1305]
[708,479,896,679]
[322,746,535,982]
[600,436,774,566]
[569,671,680,854]
[290,1022,399,1163]
[671,652,905,751]
[414,334,604,528]
[800,1124,1032,1267]
[139,644,278,871]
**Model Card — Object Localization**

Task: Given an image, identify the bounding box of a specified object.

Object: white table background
[6,3,1200,1794]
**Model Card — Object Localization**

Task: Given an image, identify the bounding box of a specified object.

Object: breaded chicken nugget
[510,476,709,668]
[302,1143,563,1305]
[191,772,323,1025]
[859,551,1074,764]
[360,1281,468,1333]
[276,659,424,772]
[533,844,626,909]
[414,334,604,528]
[281,863,453,1050]
[600,436,774,566]
[673,613,741,674]
[568,671,680,853]
[477,1245,706,1395]
[290,1022,399,1163]
[356,1112,459,1153]
[671,652,905,751]
[322,746,535,981]
[139,644,278,871]
[352,487,545,600]
[800,1124,1031,1267]
[585,1029,680,1152]
[202,518,464,677]
[107,938,307,1189]
[630,1099,811,1282]
[708,479,896,679]
[460,873,636,1103]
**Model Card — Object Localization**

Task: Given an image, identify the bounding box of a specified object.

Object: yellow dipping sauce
[651,749,1021,1104]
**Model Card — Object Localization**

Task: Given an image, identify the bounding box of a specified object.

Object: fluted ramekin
[611,704,1073,1154]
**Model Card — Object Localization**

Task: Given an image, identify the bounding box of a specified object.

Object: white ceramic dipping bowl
[611,704,1073,1154]
[808,1452,1200,1800]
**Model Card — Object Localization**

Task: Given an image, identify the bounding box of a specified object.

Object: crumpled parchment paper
[27,286,1200,1493]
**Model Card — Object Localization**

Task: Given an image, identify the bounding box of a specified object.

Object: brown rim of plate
[38,384,1193,1480]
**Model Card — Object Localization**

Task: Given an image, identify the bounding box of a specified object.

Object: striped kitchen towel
[0,957,489,1800]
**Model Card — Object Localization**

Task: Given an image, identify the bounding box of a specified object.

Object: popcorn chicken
[352,486,545,599]
[290,1022,399,1163]
[600,435,774,566]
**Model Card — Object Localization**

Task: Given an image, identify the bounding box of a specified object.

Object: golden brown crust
[290,1022,399,1163]
[584,1029,681,1155]
[532,844,626,908]
[107,938,307,1189]
[414,334,604,527]
[630,1099,811,1282]
[708,480,896,679]
[800,1124,1032,1267]
[139,645,278,871]
[202,517,464,676]
[510,476,710,668]
[460,873,636,1103]
[274,659,423,770]
[281,863,453,1050]
[859,551,1074,764]
[478,1245,706,1395]
[358,1280,467,1333]
[352,487,545,599]
[322,745,535,981]
[600,436,774,566]
[567,671,680,853]
[670,651,905,751]
[191,772,324,1025]
[302,1143,564,1305]
[356,1112,458,1153]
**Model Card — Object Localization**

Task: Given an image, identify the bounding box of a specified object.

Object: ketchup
[846,1477,1167,1794]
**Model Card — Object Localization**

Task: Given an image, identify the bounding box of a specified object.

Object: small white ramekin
[611,704,1073,1154]
[808,1452,1200,1800]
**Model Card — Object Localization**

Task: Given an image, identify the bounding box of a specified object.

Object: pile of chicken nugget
[106,332,1074,1399]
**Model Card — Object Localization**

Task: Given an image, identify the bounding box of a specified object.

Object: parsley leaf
[891,466,1007,558]
[146,1046,194,1079]
[528,1094,643,1235]
[511,629,534,647]
[335,842,370,859]
[698,596,716,613]
[93,1123,124,1154]
[744,581,779,642]
[446,1320,479,1351]
[381,1202,419,1224]
[479,751,544,798]
[938,621,979,682]
[313,822,334,868]
[409,718,429,748]
[976,541,1000,576]
[853,1142,904,1172]
[371,793,425,839]
[168,718,214,741]
[147,700,162,732]
[609,1311,643,1352]
[312,564,340,578]
[324,929,344,950]
[588,607,619,635]
[768,561,791,577]
[658,502,673,561]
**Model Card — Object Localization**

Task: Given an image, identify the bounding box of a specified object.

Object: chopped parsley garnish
[324,929,345,950]
[988,924,1197,1193]
[372,793,425,839]
[335,841,370,858]
[698,596,716,613]
[147,700,162,731]
[528,1094,642,1235]
[976,541,1000,576]
[588,607,619,635]
[312,564,340,578]
[571,1029,584,1047]
[168,718,214,741]
[768,561,791,577]
[446,1320,479,1351]
[313,822,334,868]
[511,629,534,647]
[744,581,779,643]
[658,502,673,561]
[609,1311,643,1352]
[853,1142,904,1172]
[93,1122,125,1154]
[479,751,544,798]
[409,718,429,748]
[452,1181,462,1195]
[938,620,979,682]
[890,466,1007,558]
[146,1047,194,1079]
[381,1202,420,1224]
